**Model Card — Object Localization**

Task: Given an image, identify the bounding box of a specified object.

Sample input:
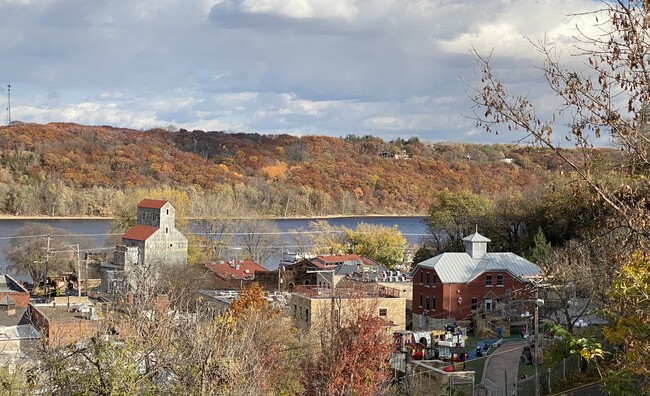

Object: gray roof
[416,252,540,283]
[462,233,491,243]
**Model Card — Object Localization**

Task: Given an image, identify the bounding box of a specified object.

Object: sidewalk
[483,339,528,393]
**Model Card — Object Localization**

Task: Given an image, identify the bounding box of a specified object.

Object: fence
[513,354,581,396]
[485,378,505,396]
[397,360,475,395]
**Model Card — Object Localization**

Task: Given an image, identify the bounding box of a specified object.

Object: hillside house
[411,233,540,330]
[0,275,41,359]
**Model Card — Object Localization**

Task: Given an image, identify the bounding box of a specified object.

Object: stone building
[101,199,188,294]
[291,283,406,331]
[119,199,188,268]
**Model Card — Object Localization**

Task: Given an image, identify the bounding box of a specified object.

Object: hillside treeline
[0,122,612,217]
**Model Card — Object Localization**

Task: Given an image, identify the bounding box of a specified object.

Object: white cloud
[1,0,609,144]
[235,0,358,20]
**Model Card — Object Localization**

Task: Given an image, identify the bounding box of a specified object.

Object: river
[0,216,429,274]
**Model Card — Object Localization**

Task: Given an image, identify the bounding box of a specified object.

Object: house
[256,254,387,292]
[101,199,188,294]
[205,259,268,289]
[29,303,100,347]
[0,275,30,308]
[411,232,540,330]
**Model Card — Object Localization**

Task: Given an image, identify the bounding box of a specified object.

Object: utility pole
[524,275,548,396]
[68,244,81,297]
[534,288,540,396]
[44,235,51,297]
[5,84,10,126]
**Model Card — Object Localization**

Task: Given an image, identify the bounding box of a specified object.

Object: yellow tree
[604,252,650,393]
[344,223,407,270]
[470,2,650,388]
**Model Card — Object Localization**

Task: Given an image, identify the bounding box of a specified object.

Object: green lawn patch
[518,363,536,378]
[465,357,488,384]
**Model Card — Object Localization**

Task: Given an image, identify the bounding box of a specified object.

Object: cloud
[0,0,609,145]
[215,0,359,20]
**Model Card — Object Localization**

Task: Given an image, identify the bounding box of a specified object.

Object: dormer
[462,232,491,259]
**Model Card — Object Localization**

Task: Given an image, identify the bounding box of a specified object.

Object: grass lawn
[465,357,488,384]
[518,363,536,378]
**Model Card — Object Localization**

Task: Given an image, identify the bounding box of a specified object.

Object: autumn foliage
[0,122,612,217]
[304,289,394,396]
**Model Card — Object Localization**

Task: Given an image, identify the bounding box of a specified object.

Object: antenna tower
[5,84,10,126]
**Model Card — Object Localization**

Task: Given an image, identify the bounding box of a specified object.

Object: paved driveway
[483,340,528,393]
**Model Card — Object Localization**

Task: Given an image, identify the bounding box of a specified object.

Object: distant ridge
[0,122,611,217]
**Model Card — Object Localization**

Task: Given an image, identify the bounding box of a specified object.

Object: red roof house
[205,260,268,288]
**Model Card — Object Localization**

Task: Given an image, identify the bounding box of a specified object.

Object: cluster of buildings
[1,198,550,383]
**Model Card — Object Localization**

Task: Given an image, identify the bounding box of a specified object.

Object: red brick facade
[29,305,101,347]
[412,267,531,321]
[0,291,29,308]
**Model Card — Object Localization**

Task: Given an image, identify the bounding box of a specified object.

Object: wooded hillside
[0,122,610,217]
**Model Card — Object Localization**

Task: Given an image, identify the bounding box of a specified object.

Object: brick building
[0,274,29,308]
[411,233,540,330]
[29,304,101,347]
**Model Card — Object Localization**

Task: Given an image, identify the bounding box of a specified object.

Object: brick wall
[412,267,532,328]
[29,305,101,347]
[0,292,29,308]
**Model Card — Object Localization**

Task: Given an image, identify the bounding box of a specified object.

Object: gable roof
[137,199,169,209]
[415,252,540,284]
[122,225,159,242]
[205,260,268,280]
[0,275,28,294]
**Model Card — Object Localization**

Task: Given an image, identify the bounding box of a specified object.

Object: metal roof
[462,232,491,243]
[122,225,159,241]
[137,199,169,209]
[416,252,540,283]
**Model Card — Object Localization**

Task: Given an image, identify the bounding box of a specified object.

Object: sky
[0,0,606,144]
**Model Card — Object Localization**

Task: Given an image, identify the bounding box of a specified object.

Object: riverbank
[0,214,428,221]
[0,215,112,220]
